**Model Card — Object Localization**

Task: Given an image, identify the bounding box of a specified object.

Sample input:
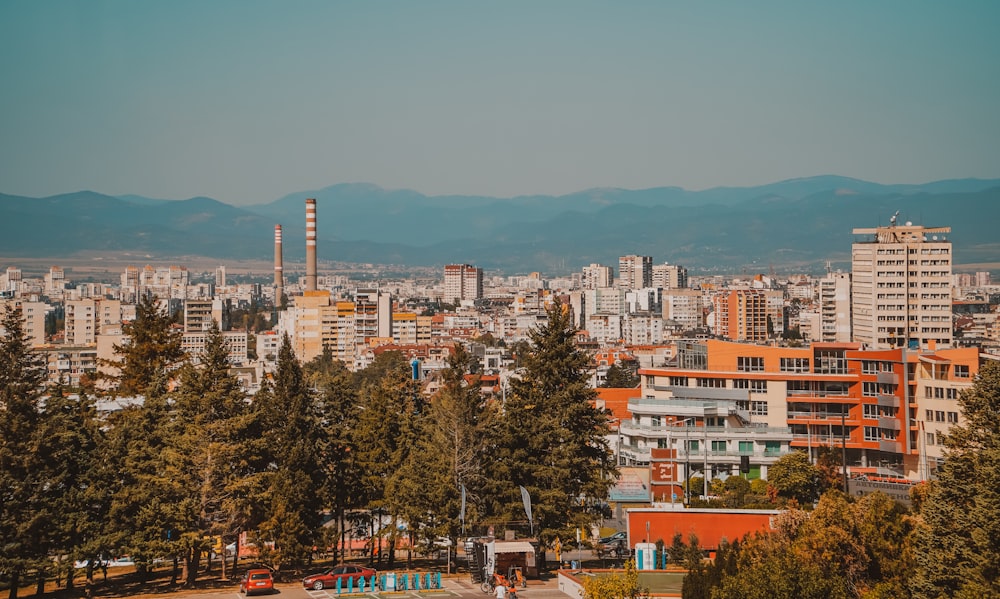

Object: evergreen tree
[911,360,1000,598]
[351,351,416,568]
[253,335,325,574]
[102,375,187,580]
[106,294,185,396]
[36,384,106,592]
[601,363,639,388]
[0,305,49,599]
[310,349,363,563]
[488,300,616,558]
[168,323,255,584]
[388,345,497,571]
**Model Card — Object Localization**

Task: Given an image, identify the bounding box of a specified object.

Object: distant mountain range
[2,176,999,274]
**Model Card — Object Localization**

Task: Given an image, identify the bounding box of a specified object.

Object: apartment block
[652,263,688,289]
[851,222,953,350]
[184,298,230,332]
[581,263,614,289]
[637,339,982,481]
[618,255,653,290]
[662,289,704,331]
[443,264,483,304]
[818,272,852,342]
[0,299,48,347]
[711,289,771,342]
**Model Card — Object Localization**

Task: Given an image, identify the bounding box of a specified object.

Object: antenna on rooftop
[889,210,900,226]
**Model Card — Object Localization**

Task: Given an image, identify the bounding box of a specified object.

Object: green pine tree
[911,360,1000,598]
[351,351,416,569]
[253,335,325,574]
[0,305,50,599]
[488,300,616,560]
[388,345,497,571]
[309,348,363,563]
[105,294,185,396]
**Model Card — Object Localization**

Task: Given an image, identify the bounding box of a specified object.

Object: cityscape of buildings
[2,200,999,500]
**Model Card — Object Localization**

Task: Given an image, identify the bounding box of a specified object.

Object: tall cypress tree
[488,300,616,555]
[0,305,49,599]
[911,360,1000,598]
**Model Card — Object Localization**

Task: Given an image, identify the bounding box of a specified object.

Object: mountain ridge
[2,176,999,274]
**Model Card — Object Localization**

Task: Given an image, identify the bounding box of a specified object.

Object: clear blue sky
[1,1,998,205]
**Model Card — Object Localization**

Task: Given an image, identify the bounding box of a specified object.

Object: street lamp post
[668,417,697,505]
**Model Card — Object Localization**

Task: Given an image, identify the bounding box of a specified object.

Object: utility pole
[841,411,848,493]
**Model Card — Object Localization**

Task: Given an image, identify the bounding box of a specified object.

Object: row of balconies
[620,445,786,463]
[619,421,792,440]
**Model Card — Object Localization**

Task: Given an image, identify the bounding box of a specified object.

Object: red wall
[627,510,777,550]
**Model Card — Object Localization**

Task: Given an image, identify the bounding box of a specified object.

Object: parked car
[239,568,274,596]
[597,531,627,550]
[302,564,377,591]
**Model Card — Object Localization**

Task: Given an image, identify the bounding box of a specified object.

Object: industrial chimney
[273,224,284,304]
[305,198,317,291]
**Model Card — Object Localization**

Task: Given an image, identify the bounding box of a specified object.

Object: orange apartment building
[638,339,985,481]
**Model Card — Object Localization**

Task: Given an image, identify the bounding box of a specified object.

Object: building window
[780,357,810,373]
[651,416,661,427]
[750,401,768,416]
[863,382,877,397]
[935,411,945,422]
[926,432,935,446]
[955,364,970,378]
[697,378,725,388]
[737,356,764,372]
[925,409,934,421]
[738,441,754,454]
[670,376,688,386]
[947,388,958,400]
[687,440,699,452]
[861,360,877,375]
[947,412,958,424]
[864,426,879,441]
[863,404,878,419]
[712,440,727,453]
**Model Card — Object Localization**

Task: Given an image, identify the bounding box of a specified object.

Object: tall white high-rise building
[817,272,852,342]
[851,221,953,350]
[443,264,483,304]
[618,255,652,290]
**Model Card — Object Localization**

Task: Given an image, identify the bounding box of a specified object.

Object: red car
[302,564,377,591]
[239,568,274,595]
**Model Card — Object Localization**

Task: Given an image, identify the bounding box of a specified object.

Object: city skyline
[2,2,999,205]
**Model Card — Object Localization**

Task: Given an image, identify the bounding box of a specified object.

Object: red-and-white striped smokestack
[273,224,284,302]
[305,198,317,291]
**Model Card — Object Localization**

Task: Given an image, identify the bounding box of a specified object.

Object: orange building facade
[638,339,983,481]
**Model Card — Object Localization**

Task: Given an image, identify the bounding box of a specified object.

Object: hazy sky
[2,1,998,205]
